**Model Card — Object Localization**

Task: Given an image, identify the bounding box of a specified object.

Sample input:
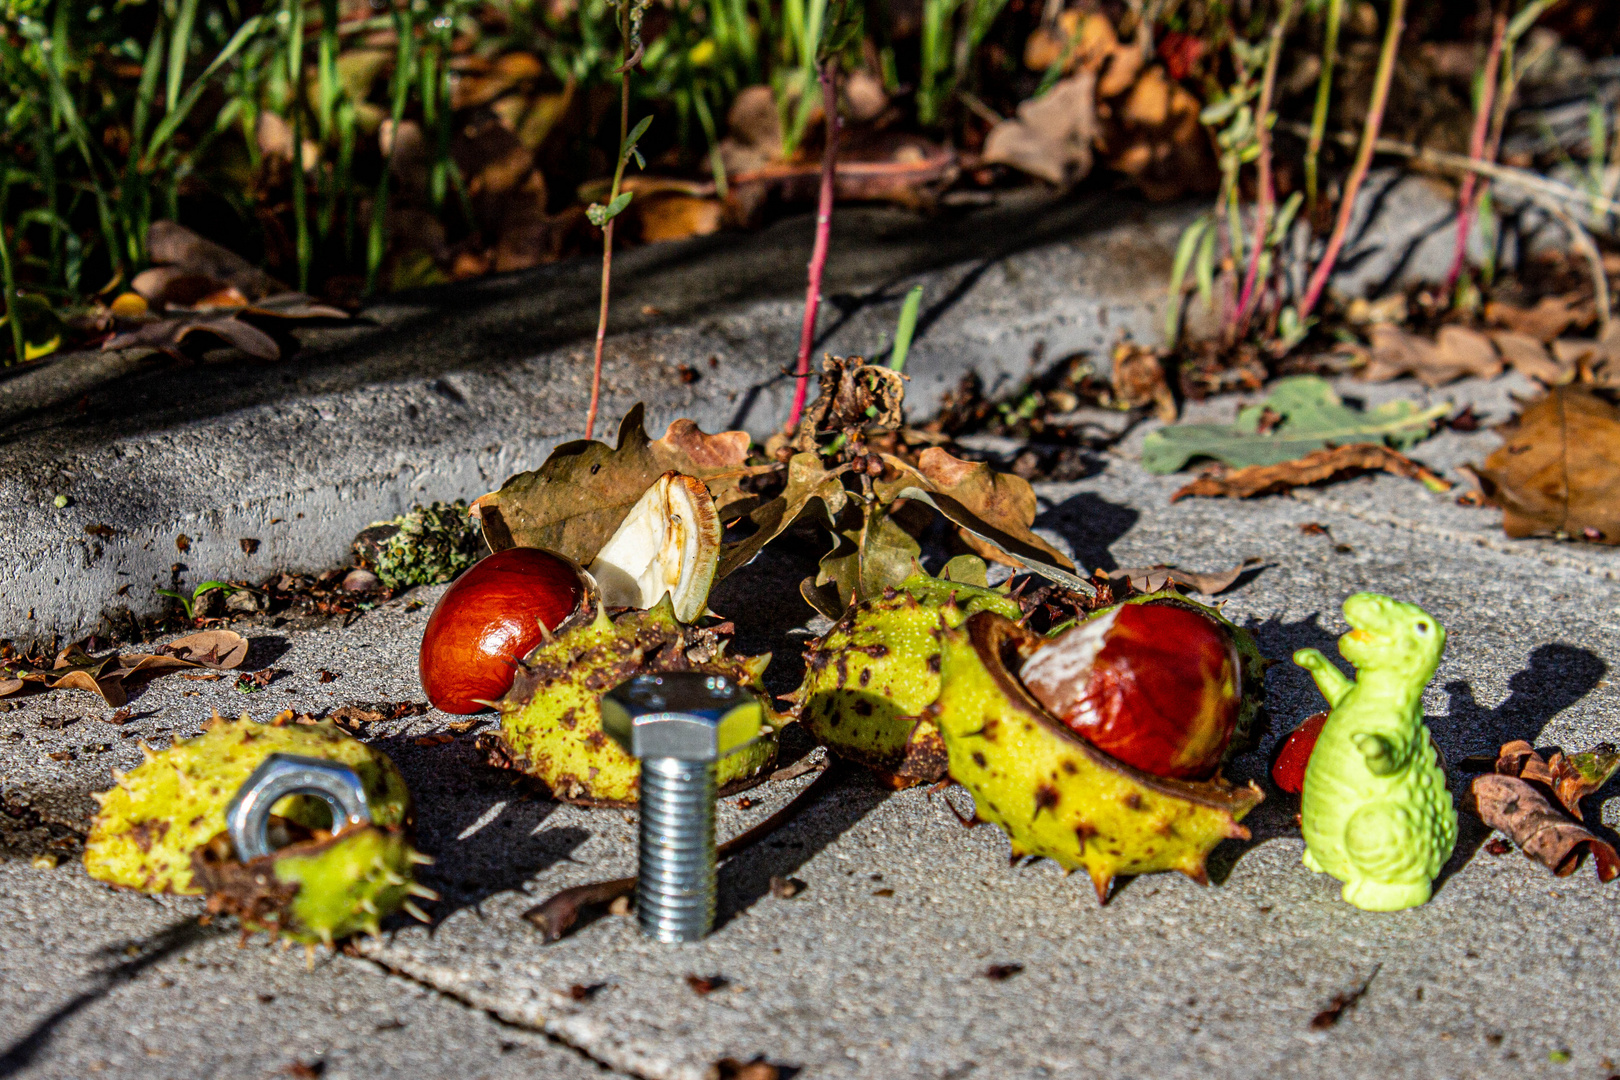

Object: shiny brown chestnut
[418,547,587,714]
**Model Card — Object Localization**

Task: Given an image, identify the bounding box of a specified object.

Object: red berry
[1271,711,1328,794]
[419,548,586,714]
[1021,602,1242,781]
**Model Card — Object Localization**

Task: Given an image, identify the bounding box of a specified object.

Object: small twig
[1280,122,1620,223]
[522,761,844,942]
[785,60,841,434]
[1310,963,1381,1029]
[1234,0,1296,331]
[1443,11,1507,297]
[1298,0,1406,322]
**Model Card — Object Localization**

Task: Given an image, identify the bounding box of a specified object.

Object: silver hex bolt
[225,753,373,862]
[602,671,765,943]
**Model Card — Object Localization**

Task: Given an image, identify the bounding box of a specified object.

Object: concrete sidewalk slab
[3,385,1618,1078]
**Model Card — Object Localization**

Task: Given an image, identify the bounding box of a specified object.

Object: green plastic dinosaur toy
[1294,593,1456,911]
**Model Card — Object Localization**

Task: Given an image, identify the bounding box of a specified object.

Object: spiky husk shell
[83,714,412,895]
[487,599,776,806]
[935,612,1263,902]
[791,577,1021,786]
[1071,590,1270,761]
[192,824,430,946]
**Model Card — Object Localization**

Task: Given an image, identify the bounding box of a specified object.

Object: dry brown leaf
[1474,387,1620,544]
[1170,443,1451,501]
[1550,323,1620,388]
[1023,11,1116,73]
[715,454,853,581]
[1109,341,1176,422]
[473,404,765,562]
[1493,739,1620,821]
[1485,294,1590,342]
[1489,329,1570,385]
[1363,325,1501,387]
[982,70,1097,186]
[1103,557,1262,595]
[1471,773,1620,882]
[145,221,284,301]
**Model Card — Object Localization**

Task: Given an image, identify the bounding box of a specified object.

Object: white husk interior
[1019,606,1119,716]
[588,472,720,623]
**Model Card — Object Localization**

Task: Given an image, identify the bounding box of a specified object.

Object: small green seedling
[157,581,232,620]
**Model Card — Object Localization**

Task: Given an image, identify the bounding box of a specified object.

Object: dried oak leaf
[982,70,1097,186]
[1140,376,1448,474]
[1170,444,1451,502]
[715,453,853,581]
[0,631,247,706]
[1102,557,1262,595]
[1550,323,1620,389]
[883,447,1083,588]
[1473,387,1620,544]
[472,404,763,562]
[1488,330,1570,385]
[1470,773,1620,882]
[1492,738,1620,821]
[1363,325,1502,388]
[1485,294,1591,343]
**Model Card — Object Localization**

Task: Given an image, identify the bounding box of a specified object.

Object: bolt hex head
[601,672,763,762]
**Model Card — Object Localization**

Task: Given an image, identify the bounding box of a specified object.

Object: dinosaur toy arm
[1351,731,1409,776]
[1293,648,1353,708]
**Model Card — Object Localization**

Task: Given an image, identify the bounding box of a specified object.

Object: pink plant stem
[1298,0,1406,323]
[1443,10,1508,297]
[785,61,840,434]
[1234,1,1294,332]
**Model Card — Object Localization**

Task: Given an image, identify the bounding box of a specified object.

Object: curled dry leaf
[1109,341,1176,422]
[1170,444,1452,502]
[1474,387,1620,544]
[715,454,853,582]
[1485,294,1591,343]
[1362,325,1502,388]
[1102,557,1263,595]
[1488,330,1570,385]
[1470,773,1620,882]
[1550,323,1620,389]
[0,631,248,706]
[473,404,764,563]
[1492,738,1620,821]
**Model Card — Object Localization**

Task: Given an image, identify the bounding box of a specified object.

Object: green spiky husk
[192,824,427,945]
[487,599,776,806]
[84,714,412,895]
[791,576,1021,785]
[935,612,1263,902]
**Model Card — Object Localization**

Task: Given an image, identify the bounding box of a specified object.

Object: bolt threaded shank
[636,756,717,942]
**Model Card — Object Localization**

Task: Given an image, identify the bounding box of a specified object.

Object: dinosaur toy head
[1337,592,1445,678]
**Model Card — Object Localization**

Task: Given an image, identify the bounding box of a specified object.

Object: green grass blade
[146,14,264,160]
[888,285,924,370]
[166,0,202,114]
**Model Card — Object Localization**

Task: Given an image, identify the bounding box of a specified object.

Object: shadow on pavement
[0,918,222,1077]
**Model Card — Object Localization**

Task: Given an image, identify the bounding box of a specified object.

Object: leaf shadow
[0,918,223,1077]
[1031,491,1141,574]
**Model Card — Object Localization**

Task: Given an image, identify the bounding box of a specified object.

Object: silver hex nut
[601,672,763,762]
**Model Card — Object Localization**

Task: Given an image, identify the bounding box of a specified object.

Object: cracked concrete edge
[365,950,702,1080]
[2,171,1475,646]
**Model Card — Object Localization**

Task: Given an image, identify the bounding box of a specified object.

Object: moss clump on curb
[352,501,483,590]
